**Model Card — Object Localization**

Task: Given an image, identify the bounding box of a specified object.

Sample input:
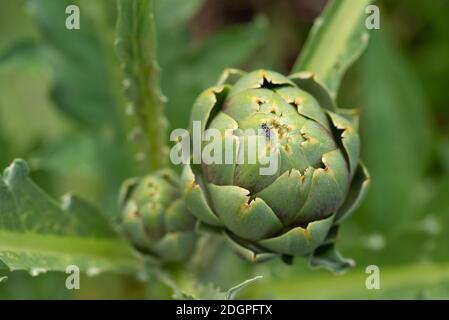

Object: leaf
[242,263,449,299]
[310,243,355,274]
[225,276,263,300]
[0,271,72,299]
[0,40,46,69]
[291,0,372,98]
[419,176,449,262]
[0,269,153,299]
[27,0,123,130]
[28,131,133,216]
[20,0,137,206]
[175,276,263,300]
[155,1,268,132]
[186,283,227,300]
[0,159,141,275]
[0,58,70,165]
[116,0,168,171]
[154,0,203,31]
[355,29,433,233]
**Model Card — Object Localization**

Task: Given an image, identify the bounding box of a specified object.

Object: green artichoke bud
[119,170,197,262]
[181,69,370,272]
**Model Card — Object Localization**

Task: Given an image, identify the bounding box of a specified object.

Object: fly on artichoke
[119,170,197,262]
[181,69,370,272]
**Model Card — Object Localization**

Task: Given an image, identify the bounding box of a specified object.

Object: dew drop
[421,215,441,236]
[87,267,101,277]
[29,268,47,277]
[122,78,131,88]
[362,234,386,251]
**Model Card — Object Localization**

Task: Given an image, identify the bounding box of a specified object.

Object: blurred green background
[0,0,448,299]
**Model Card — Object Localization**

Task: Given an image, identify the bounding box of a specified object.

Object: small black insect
[261,123,271,140]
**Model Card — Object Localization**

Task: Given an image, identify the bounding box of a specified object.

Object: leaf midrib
[297,0,370,78]
[0,230,138,263]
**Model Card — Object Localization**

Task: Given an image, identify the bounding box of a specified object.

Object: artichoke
[119,170,197,262]
[181,69,370,272]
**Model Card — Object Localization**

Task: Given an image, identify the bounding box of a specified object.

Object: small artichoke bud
[119,170,197,262]
[181,69,370,272]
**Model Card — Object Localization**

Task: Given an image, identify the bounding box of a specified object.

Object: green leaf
[27,0,123,130]
[116,0,168,171]
[356,29,433,233]
[0,271,72,299]
[0,159,141,275]
[225,276,263,300]
[0,40,46,69]
[21,0,137,205]
[242,263,449,299]
[419,176,449,262]
[154,0,202,30]
[155,2,267,132]
[173,276,263,300]
[292,0,371,98]
[310,243,355,274]
[28,132,132,216]
[0,269,152,299]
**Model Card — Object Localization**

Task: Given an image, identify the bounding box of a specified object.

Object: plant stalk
[116,0,168,171]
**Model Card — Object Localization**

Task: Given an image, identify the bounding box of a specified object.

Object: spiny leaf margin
[0,159,142,276]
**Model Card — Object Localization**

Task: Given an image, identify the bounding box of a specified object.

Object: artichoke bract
[119,170,197,262]
[182,69,370,272]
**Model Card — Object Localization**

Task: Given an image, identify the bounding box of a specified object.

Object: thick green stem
[116,0,168,171]
[291,0,372,99]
